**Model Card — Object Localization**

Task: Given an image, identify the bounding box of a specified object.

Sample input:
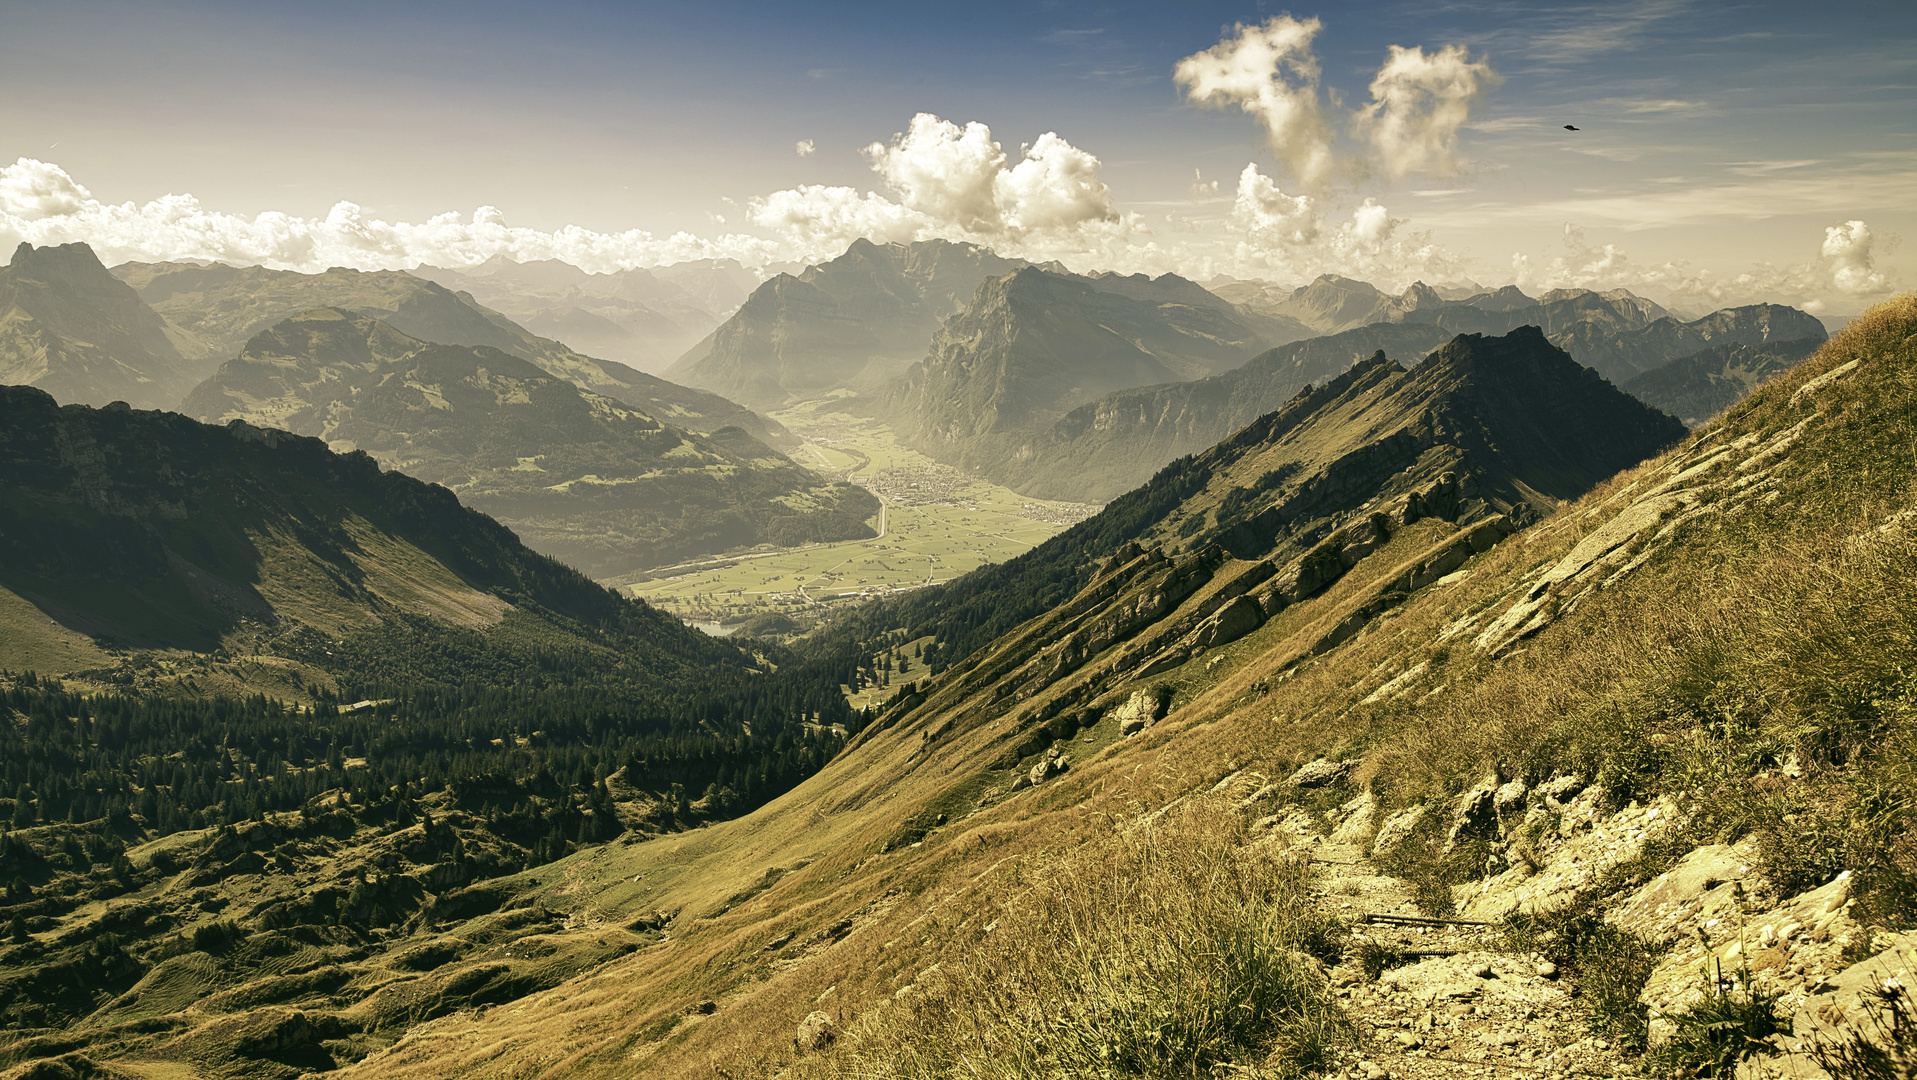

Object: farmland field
[611,397,1099,628]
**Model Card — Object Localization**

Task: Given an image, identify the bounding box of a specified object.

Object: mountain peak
[8,240,115,282]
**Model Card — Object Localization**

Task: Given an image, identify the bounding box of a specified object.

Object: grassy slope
[319,295,1917,1080]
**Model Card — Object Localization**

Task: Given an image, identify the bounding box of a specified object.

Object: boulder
[795,1010,837,1052]
[1286,758,1353,789]
[1194,594,1264,650]
[1444,780,1499,853]
[1371,806,1426,857]
[1112,688,1165,737]
[1493,780,1528,812]
[1028,755,1068,786]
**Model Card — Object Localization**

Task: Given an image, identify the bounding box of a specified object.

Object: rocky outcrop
[795,1010,837,1052]
[1113,689,1166,737]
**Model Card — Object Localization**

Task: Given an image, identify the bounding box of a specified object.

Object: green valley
[620,397,1098,628]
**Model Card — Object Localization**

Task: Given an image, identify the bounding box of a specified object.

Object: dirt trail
[1297,834,1641,1080]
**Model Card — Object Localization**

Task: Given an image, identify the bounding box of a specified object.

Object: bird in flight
[1564,124,1580,131]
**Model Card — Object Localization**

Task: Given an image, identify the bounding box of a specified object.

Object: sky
[1,0,1912,314]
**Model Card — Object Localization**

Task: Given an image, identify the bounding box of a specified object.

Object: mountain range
[113,257,786,445]
[869,265,1284,474]
[666,238,1031,410]
[181,308,879,576]
[935,286,1823,502]
[409,256,764,374]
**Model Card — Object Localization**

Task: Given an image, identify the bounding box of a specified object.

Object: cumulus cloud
[0,157,93,219]
[745,184,925,254]
[1174,16,1337,191]
[1353,44,1501,180]
[1176,20,1498,188]
[1822,220,1888,295]
[995,132,1118,232]
[863,115,1007,233]
[795,139,816,157]
[1233,163,1319,245]
[1220,162,1462,288]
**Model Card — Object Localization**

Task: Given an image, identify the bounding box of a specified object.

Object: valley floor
[617,397,1098,627]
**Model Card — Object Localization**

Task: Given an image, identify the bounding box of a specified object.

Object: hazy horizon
[2,0,1910,315]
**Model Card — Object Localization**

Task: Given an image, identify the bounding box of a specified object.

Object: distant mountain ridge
[0,242,201,409]
[410,256,760,375]
[976,283,1822,502]
[111,258,787,445]
[1620,337,1825,426]
[182,308,879,577]
[0,381,703,653]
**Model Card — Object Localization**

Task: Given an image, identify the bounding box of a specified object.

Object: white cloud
[0,157,785,273]
[1174,16,1336,192]
[994,132,1118,232]
[1233,163,1319,245]
[0,157,93,220]
[1353,44,1501,180]
[1822,219,1888,295]
[745,184,925,253]
[795,139,816,157]
[863,115,1007,233]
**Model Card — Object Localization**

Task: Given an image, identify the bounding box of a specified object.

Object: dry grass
[789,799,1348,1080]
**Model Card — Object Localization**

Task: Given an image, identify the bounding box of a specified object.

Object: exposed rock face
[1113,689,1166,737]
[875,265,1275,484]
[668,238,1027,410]
[0,242,197,409]
[1371,806,1427,857]
[1288,758,1354,789]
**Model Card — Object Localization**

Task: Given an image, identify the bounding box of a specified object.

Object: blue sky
[1,0,1911,311]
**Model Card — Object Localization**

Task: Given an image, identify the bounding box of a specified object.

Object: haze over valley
[1,3,1913,1079]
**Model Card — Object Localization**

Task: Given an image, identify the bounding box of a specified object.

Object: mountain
[181,308,879,577]
[666,238,1029,410]
[988,288,1821,502]
[410,257,737,374]
[0,242,201,409]
[1553,302,1828,382]
[1620,337,1825,426]
[1214,275,1675,340]
[110,260,786,444]
[870,266,1279,481]
[996,322,1458,501]
[284,298,1909,1080]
